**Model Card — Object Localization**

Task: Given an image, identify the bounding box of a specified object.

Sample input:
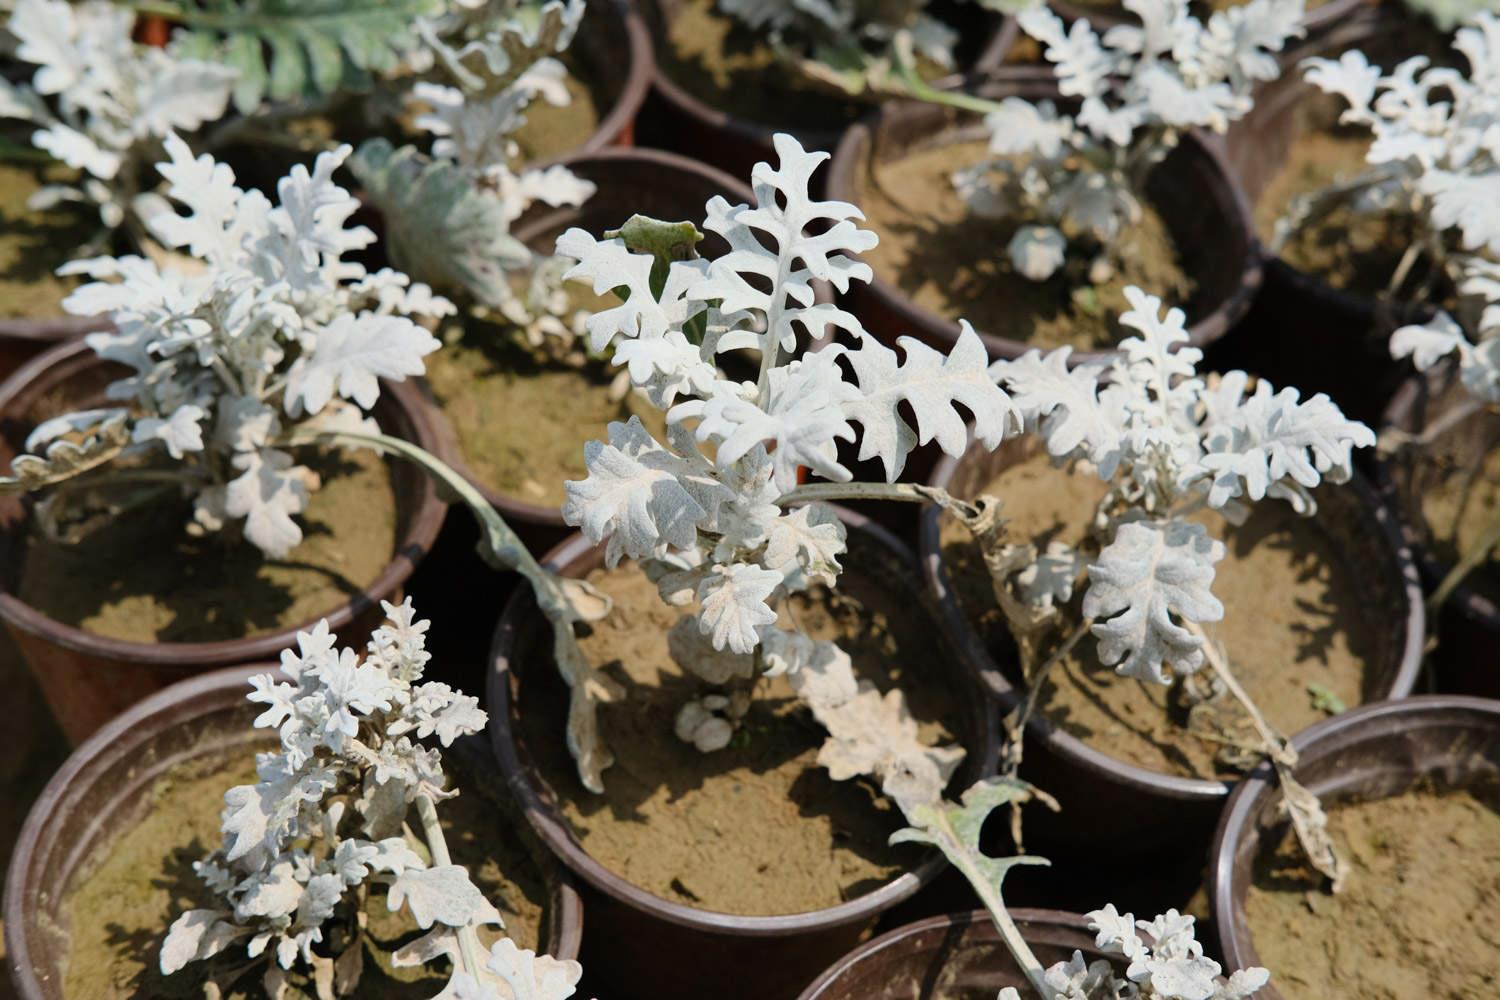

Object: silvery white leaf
[1083,520,1225,684]
[1008,225,1068,281]
[562,416,731,566]
[131,403,206,459]
[224,449,310,559]
[388,865,502,930]
[159,909,240,975]
[762,504,846,591]
[696,563,781,654]
[667,616,756,684]
[842,322,1016,482]
[284,312,439,415]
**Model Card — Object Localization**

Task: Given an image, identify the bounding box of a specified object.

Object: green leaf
[892,778,1051,895]
[602,214,704,300]
[167,0,443,110]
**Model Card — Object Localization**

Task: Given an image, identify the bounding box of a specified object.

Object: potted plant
[0,0,651,361]
[1265,12,1500,694]
[4,604,587,1000]
[0,139,448,741]
[826,0,1281,368]
[1209,695,1500,1000]
[636,0,1023,178]
[921,290,1423,859]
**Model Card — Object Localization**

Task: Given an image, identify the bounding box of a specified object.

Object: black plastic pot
[487,510,1002,1000]
[798,909,1106,1000]
[1211,10,1426,428]
[1209,695,1500,1000]
[1376,369,1500,699]
[0,338,447,743]
[920,433,1425,859]
[636,0,1021,180]
[826,73,1260,368]
[4,664,584,1000]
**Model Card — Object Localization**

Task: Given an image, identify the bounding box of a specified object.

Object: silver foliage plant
[352,0,597,328]
[160,599,585,1000]
[1288,13,1500,403]
[988,294,1374,684]
[554,132,1015,801]
[956,0,1304,282]
[0,0,235,232]
[0,138,450,558]
[983,295,1372,887]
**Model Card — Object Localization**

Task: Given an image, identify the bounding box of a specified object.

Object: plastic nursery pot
[425,147,754,553]
[0,338,447,745]
[919,433,1426,859]
[561,0,654,154]
[825,72,1260,368]
[798,909,1104,1000]
[1049,0,1373,36]
[1210,10,1420,428]
[1208,695,1500,1000]
[487,509,1003,1000]
[3,663,584,1000]
[1376,369,1500,700]
[635,0,1021,181]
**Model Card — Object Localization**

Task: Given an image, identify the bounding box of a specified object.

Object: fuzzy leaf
[1083,520,1225,684]
[842,323,1016,481]
[388,865,501,930]
[563,417,730,566]
[284,312,439,415]
[224,449,311,559]
[696,563,781,654]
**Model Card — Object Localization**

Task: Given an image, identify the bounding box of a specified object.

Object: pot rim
[1375,369,1500,627]
[795,907,1091,1000]
[0,336,447,668]
[2,663,585,1000]
[643,0,1020,156]
[424,146,755,530]
[919,438,1427,803]
[573,0,655,156]
[487,507,1003,937]
[825,72,1262,366]
[0,314,112,345]
[1206,693,1500,984]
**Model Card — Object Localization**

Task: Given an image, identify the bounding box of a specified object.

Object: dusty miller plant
[160,599,585,1000]
[720,0,1029,96]
[350,0,597,328]
[924,0,1303,284]
[895,779,1271,1000]
[554,132,1018,799]
[0,138,449,558]
[1288,13,1500,613]
[0,0,235,238]
[974,289,1373,885]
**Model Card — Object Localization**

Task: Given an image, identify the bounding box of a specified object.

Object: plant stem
[1428,513,1500,614]
[1186,621,1293,766]
[777,481,972,511]
[414,794,485,980]
[933,813,1054,1000]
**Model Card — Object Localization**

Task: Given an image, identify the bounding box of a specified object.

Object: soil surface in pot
[0,157,93,320]
[57,742,551,1000]
[855,139,1190,351]
[1252,97,1417,298]
[14,447,397,644]
[423,311,665,510]
[508,59,603,165]
[1243,780,1500,1000]
[939,450,1382,779]
[649,0,953,136]
[518,559,961,915]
